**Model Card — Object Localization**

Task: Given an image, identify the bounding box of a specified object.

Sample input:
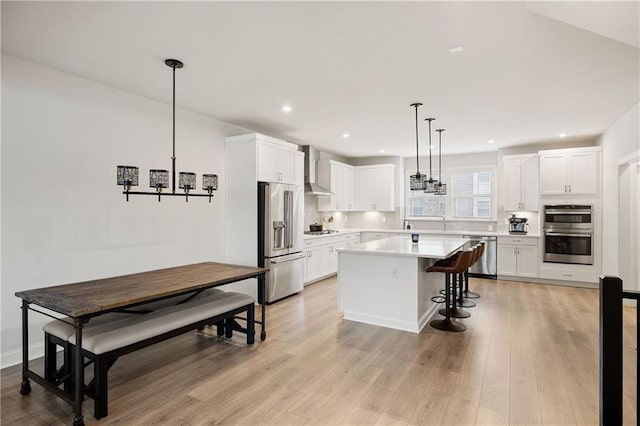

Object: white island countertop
[338,235,468,259]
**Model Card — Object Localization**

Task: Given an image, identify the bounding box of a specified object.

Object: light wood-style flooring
[1,277,637,425]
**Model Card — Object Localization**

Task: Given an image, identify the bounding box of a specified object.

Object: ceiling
[2,1,638,157]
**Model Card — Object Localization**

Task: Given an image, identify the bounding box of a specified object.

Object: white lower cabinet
[497,237,538,278]
[303,233,360,284]
[303,247,322,283]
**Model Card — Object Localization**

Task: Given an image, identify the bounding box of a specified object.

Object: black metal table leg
[259,273,266,341]
[20,301,32,395]
[73,318,85,426]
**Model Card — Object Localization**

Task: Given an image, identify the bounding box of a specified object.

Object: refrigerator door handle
[284,190,293,249]
[270,254,306,264]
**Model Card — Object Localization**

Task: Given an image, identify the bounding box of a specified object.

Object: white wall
[597,103,640,276]
[0,55,250,367]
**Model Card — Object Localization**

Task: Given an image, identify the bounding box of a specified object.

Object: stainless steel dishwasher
[463,235,497,279]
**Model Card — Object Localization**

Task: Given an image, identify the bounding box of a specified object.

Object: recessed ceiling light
[281,105,292,113]
[448,46,464,54]
[342,133,350,139]
[488,139,496,144]
[559,133,567,138]
[379,150,385,153]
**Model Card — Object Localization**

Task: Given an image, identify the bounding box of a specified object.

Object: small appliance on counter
[508,214,529,234]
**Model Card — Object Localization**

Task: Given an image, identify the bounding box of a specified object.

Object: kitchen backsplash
[305,195,509,233]
[304,195,403,230]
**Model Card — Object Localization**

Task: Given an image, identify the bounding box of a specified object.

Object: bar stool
[457,244,479,309]
[462,241,484,299]
[428,249,474,332]
[436,245,476,311]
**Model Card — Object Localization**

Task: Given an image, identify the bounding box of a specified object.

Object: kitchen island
[337,235,469,333]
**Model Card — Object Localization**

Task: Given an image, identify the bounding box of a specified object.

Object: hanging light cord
[438,129,442,184]
[425,118,435,181]
[171,62,177,193]
[412,103,422,175]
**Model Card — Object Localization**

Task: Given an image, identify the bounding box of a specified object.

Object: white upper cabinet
[355,164,395,211]
[503,154,539,211]
[318,160,356,212]
[539,148,600,196]
[257,139,296,184]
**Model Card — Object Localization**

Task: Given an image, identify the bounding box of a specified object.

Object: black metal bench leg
[94,355,109,420]
[247,305,255,345]
[44,333,57,383]
[225,318,233,338]
[63,340,73,395]
[216,321,225,337]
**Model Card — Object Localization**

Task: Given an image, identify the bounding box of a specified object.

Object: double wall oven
[543,204,593,265]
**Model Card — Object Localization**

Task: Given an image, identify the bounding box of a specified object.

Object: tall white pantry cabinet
[225,133,303,298]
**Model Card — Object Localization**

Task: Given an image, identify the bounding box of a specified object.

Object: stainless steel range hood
[302,145,333,196]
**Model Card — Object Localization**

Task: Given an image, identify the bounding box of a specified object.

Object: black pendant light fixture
[434,128,447,195]
[409,103,428,191]
[116,59,218,202]
[424,117,439,193]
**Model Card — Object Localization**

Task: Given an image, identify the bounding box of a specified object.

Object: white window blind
[451,171,492,218]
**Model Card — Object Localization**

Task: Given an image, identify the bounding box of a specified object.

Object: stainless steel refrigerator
[258,182,304,303]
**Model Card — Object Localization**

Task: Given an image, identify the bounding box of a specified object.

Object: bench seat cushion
[43,288,224,341]
[68,291,254,354]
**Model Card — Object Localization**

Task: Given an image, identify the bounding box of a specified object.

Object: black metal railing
[599,275,639,425]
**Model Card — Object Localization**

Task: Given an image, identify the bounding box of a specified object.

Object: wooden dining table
[15,261,268,426]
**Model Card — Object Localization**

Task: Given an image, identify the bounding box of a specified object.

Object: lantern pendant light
[434,129,447,195]
[424,117,439,194]
[116,59,218,202]
[409,103,428,191]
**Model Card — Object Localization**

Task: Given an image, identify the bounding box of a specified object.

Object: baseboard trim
[342,311,421,333]
[1,342,46,370]
[497,275,598,289]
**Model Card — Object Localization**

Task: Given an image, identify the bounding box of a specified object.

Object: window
[450,170,492,219]
[406,170,446,217]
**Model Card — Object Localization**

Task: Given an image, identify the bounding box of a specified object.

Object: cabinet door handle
[568,184,571,193]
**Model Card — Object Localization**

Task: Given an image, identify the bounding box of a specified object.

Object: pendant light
[116,59,218,202]
[424,117,439,193]
[409,103,428,191]
[434,128,447,195]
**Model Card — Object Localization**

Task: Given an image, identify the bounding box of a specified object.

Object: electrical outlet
[391,268,397,277]
[381,216,386,223]
[344,215,348,222]
[488,224,493,231]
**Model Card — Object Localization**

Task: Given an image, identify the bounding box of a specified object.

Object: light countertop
[303,229,361,240]
[304,228,539,240]
[337,235,469,259]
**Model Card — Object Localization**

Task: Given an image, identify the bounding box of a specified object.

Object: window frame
[405,166,497,221]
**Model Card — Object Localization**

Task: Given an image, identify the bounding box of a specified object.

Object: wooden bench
[42,289,255,419]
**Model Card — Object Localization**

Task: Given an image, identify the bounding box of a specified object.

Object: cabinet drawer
[498,236,538,246]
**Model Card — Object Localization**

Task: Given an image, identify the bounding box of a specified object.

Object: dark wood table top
[15,262,268,318]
